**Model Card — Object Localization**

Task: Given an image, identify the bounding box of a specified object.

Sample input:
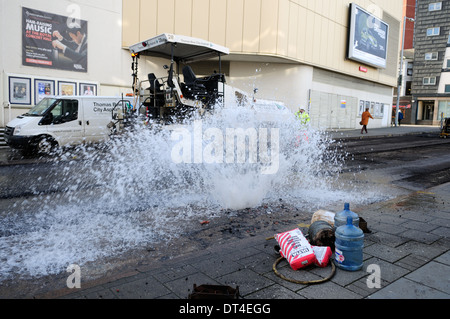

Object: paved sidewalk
[34,125,446,301]
[49,181,449,300]
[328,124,441,140]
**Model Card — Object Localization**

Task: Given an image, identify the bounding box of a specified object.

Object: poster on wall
[22,7,88,72]
[80,83,97,96]
[359,100,365,115]
[9,76,31,105]
[58,81,77,96]
[34,79,55,104]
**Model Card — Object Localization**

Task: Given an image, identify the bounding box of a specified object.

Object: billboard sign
[347,3,389,69]
[22,7,88,72]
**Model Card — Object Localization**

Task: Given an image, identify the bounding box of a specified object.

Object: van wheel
[35,136,57,154]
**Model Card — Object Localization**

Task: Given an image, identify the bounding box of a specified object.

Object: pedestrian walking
[360,107,374,134]
[398,111,404,126]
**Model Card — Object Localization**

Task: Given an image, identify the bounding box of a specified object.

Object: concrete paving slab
[394,254,431,271]
[190,255,244,278]
[363,257,410,284]
[405,261,450,294]
[154,264,200,284]
[397,241,447,259]
[109,275,172,299]
[297,280,362,299]
[431,226,450,237]
[400,229,442,245]
[330,266,367,287]
[245,284,305,299]
[366,231,409,247]
[217,268,274,297]
[367,278,450,299]
[402,220,440,232]
[364,243,410,263]
[164,272,220,299]
[435,251,450,265]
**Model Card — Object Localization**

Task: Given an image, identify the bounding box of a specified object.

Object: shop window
[438,101,450,119]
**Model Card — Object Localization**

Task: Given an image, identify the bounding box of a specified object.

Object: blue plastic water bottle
[334,203,359,230]
[334,216,364,271]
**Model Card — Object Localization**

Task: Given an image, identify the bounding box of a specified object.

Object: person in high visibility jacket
[295,108,311,125]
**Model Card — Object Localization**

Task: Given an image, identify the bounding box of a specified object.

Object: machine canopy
[128,33,230,63]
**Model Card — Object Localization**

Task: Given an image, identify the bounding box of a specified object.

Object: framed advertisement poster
[22,7,88,72]
[58,81,77,96]
[359,100,365,115]
[80,83,97,96]
[9,76,31,105]
[34,79,55,104]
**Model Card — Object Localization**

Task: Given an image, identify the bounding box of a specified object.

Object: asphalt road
[339,134,450,190]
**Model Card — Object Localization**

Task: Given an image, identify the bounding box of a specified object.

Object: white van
[4,96,134,154]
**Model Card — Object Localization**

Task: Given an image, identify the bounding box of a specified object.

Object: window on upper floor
[429,2,442,11]
[423,77,437,85]
[425,52,438,60]
[447,59,450,68]
[445,85,450,93]
[407,62,413,76]
[427,27,440,36]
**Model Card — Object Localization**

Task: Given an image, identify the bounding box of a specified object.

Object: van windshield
[24,98,58,116]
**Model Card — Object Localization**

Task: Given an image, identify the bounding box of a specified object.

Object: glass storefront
[438,101,450,120]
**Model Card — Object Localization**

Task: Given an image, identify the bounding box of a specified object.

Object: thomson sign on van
[4,96,133,154]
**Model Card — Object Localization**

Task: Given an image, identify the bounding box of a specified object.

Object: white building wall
[227,61,392,129]
[227,62,313,112]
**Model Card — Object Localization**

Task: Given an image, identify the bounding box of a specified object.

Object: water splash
[0,101,384,281]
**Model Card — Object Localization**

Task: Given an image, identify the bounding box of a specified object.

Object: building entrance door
[422,101,434,120]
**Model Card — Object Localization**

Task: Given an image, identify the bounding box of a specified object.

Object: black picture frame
[9,76,31,105]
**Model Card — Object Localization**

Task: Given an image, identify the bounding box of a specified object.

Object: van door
[82,99,115,143]
[45,99,83,146]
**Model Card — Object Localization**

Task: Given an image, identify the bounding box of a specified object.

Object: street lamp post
[395,16,415,127]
